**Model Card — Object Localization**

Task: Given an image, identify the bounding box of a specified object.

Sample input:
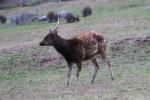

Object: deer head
[39,18,59,46]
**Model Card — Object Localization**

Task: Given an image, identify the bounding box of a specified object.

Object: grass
[0,0,150,99]
[0,44,149,99]
[0,21,49,34]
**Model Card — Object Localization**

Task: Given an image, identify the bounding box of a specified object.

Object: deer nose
[39,42,44,46]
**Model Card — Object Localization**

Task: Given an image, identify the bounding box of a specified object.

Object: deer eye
[45,36,49,40]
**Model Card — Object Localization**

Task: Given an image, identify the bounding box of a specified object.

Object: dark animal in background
[39,19,114,86]
[57,11,79,23]
[82,6,92,17]
[0,15,7,24]
[65,12,79,23]
[47,11,58,23]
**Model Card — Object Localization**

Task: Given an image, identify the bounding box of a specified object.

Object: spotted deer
[39,19,114,86]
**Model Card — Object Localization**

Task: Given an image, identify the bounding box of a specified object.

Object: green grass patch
[0,21,49,34]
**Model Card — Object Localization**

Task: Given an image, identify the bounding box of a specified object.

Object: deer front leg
[67,62,73,86]
[91,59,99,84]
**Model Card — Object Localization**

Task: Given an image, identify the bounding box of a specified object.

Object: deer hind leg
[67,62,73,86]
[91,59,99,84]
[98,45,115,81]
[76,62,82,84]
[102,57,115,81]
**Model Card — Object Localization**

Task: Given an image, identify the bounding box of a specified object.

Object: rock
[38,15,47,21]
[10,13,37,25]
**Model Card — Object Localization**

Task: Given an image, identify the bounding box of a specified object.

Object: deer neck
[52,35,71,56]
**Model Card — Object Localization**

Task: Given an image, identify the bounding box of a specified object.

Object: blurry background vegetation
[0,0,72,9]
